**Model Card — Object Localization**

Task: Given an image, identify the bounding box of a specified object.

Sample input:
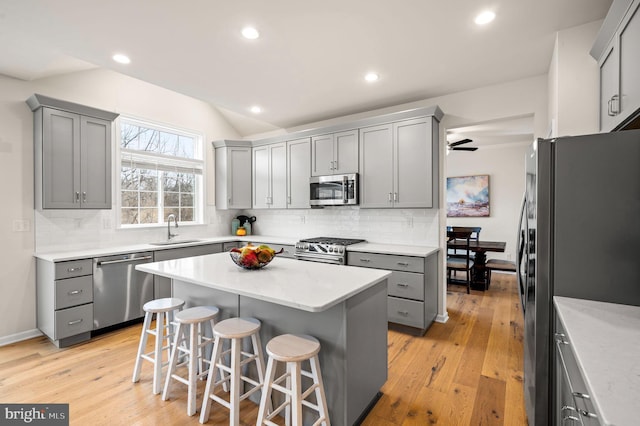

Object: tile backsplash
[35,206,440,253]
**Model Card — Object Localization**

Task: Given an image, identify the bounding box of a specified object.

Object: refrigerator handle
[516,192,527,314]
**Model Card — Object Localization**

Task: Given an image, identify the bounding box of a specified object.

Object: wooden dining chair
[447,230,475,294]
[447,226,481,260]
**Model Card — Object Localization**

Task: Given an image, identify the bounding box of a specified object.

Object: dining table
[447,239,507,289]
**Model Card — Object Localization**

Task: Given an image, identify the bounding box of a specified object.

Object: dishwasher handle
[96,255,153,266]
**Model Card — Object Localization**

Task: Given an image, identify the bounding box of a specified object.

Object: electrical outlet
[12,219,30,232]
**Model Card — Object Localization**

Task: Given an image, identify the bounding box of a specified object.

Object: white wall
[0,69,241,344]
[446,143,530,261]
[549,20,602,137]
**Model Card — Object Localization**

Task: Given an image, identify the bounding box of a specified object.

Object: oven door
[310,174,358,206]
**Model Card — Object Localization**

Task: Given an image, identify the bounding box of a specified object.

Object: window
[119,118,203,227]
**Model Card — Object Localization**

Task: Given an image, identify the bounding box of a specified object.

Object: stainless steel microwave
[309,173,358,206]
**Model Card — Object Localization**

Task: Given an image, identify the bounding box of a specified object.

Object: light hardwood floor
[0,272,525,426]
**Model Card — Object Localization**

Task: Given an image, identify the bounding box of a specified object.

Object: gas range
[294,237,365,265]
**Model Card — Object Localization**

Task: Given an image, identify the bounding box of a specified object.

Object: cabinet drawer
[55,303,93,340]
[387,297,424,329]
[55,275,93,309]
[55,259,92,279]
[347,252,424,273]
[388,271,424,300]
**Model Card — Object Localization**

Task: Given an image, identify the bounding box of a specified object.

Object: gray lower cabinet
[347,251,438,334]
[28,94,118,210]
[554,312,601,426]
[36,258,94,347]
[153,243,224,298]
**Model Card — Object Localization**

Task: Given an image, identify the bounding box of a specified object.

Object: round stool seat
[143,297,184,313]
[213,317,261,339]
[266,334,320,362]
[174,306,219,324]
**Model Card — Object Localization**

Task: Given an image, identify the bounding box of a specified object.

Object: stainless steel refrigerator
[518,128,640,426]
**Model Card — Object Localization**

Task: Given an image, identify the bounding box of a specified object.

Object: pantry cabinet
[28,94,118,210]
[311,129,358,176]
[359,116,437,208]
[592,0,640,131]
[213,140,252,209]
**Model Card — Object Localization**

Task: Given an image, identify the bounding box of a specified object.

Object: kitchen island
[136,252,391,425]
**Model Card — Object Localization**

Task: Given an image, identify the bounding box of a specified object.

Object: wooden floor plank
[0,272,526,425]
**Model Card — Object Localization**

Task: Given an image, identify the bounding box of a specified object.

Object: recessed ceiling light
[250,105,262,114]
[242,27,260,40]
[112,53,131,64]
[364,72,379,82]
[475,11,496,25]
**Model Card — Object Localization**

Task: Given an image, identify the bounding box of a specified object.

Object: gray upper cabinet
[214,140,252,209]
[28,94,118,210]
[286,137,311,208]
[253,142,287,209]
[360,117,437,208]
[592,0,640,131]
[311,129,358,176]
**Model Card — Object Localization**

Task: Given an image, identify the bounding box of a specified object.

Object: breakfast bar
[136,252,391,425]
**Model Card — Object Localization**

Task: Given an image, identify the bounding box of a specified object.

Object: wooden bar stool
[257,334,330,426]
[132,297,185,395]
[199,317,267,425]
[162,306,220,416]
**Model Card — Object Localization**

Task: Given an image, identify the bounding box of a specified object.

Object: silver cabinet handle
[579,409,597,419]
[68,319,83,325]
[397,261,409,266]
[607,98,614,116]
[388,192,393,202]
[75,191,80,202]
[67,289,83,295]
[67,266,83,273]
[359,258,371,263]
[562,415,579,425]
[397,283,409,288]
[397,311,409,316]
[394,192,398,201]
[82,192,87,202]
[334,160,338,170]
[611,94,619,115]
[572,392,590,400]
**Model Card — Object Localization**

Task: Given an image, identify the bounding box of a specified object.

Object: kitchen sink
[149,239,202,246]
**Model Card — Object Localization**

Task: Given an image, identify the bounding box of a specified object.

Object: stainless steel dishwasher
[93,252,154,330]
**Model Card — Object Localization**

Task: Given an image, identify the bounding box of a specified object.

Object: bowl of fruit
[229,244,283,270]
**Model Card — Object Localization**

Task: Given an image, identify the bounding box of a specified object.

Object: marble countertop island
[136,252,391,312]
[554,296,640,426]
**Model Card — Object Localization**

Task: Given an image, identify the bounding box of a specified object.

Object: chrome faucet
[167,214,179,240]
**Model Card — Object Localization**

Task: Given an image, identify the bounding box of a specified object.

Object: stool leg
[310,355,330,426]
[256,357,277,426]
[290,361,303,426]
[230,337,242,426]
[199,335,224,424]
[152,311,165,395]
[166,309,176,361]
[132,311,152,383]
[187,323,198,416]
[162,323,184,401]
[285,363,292,426]
[251,332,272,413]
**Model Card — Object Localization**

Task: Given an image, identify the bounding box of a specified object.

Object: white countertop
[348,242,439,257]
[34,236,438,262]
[136,252,391,312]
[554,296,640,426]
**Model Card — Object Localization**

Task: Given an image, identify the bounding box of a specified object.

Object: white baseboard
[0,329,43,347]
[435,312,449,323]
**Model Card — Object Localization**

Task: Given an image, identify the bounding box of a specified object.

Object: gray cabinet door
[80,116,111,208]
[311,133,334,176]
[620,2,640,124]
[359,124,393,208]
[334,129,358,174]
[287,137,311,208]
[42,108,81,209]
[270,143,287,208]
[599,43,620,132]
[227,147,252,209]
[252,145,270,208]
[394,117,433,208]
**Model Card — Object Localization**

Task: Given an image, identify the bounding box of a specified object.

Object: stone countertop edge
[136,253,392,313]
[553,296,640,426]
[34,236,439,262]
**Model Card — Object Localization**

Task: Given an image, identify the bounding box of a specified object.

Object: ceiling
[0,0,612,136]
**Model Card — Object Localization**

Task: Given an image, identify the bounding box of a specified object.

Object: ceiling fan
[447,138,478,152]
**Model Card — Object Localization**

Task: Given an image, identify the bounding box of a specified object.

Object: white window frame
[116,116,205,228]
